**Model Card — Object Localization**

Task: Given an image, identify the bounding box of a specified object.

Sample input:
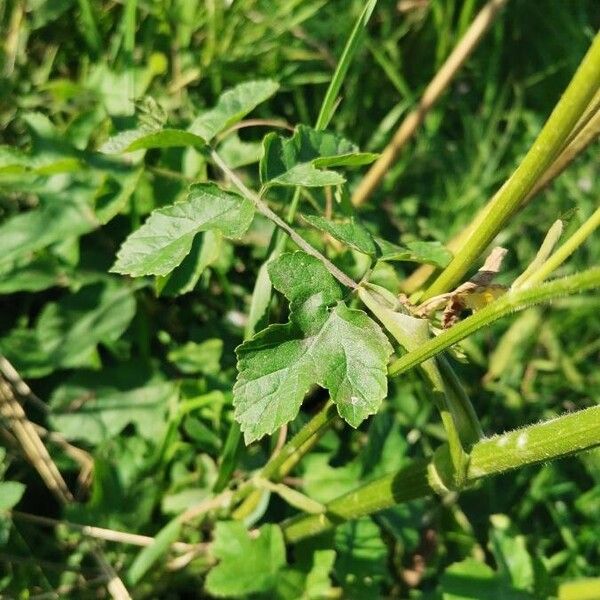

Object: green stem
[211,149,357,290]
[389,267,600,377]
[519,204,600,288]
[282,405,600,543]
[424,32,600,299]
[467,405,600,479]
[218,4,378,495]
[283,459,431,542]
[357,284,480,475]
[261,401,338,481]
[231,401,338,519]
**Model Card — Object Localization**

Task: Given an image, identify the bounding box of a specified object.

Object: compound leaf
[234,252,392,443]
[111,183,254,277]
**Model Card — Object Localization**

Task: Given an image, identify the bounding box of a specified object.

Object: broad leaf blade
[303,215,376,255]
[260,125,373,188]
[111,183,254,277]
[234,252,392,443]
[100,127,207,154]
[190,79,279,142]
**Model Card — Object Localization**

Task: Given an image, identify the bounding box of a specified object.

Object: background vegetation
[0,0,598,598]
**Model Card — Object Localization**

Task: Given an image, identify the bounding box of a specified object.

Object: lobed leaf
[111,183,254,277]
[234,252,392,443]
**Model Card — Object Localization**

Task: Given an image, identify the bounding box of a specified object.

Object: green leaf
[205,521,286,597]
[303,215,377,255]
[0,145,79,175]
[315,0,378,130]
[0,481,26,511]
[376,238,452,268]
[94,169,142,224]
[334,517,388,599]
[260,125,376,188]
[156,230,223,296]
[167,339,223,375]
[441,559,531,600]
[0,279,136,378]
[489,514,535,591]
[0,197,98,268]
[275,549,337,600]
[0,255,70,294]
[190,79,279,142]
[234,252,392,443]
[100,127,207,154]
[111,183,254,277]
[49,365,175,444]
[217,133,263,168]
[304,550,337,599]
[127,518,182,585]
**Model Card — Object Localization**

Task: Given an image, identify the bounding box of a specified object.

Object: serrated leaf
[100,127,206,154]
[234,252,392,443]
[205,522,286,597]
[376,238,452,268]
[156,230,223,296]
[190,79,279,142]
[303,215,377,255]
[260,125,376,188]
[111,183,254,277]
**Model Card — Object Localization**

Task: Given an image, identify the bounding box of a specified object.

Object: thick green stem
[283,405,600,543]
[282,459,431,542]
[467,405,600,479]
[389,268,600,377]
[424,32,600,299]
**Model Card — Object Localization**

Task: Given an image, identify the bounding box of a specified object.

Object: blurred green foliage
[0,0,598,598]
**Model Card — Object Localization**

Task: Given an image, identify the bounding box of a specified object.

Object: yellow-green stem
[424,32,600,299]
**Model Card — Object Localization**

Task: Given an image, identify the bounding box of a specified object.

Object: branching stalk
[517,205,600,288]
[389,267,600,377]
[282,405,600,543]
[423,32,600,299]
[403,107,600,294]
[211,149,357,290]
